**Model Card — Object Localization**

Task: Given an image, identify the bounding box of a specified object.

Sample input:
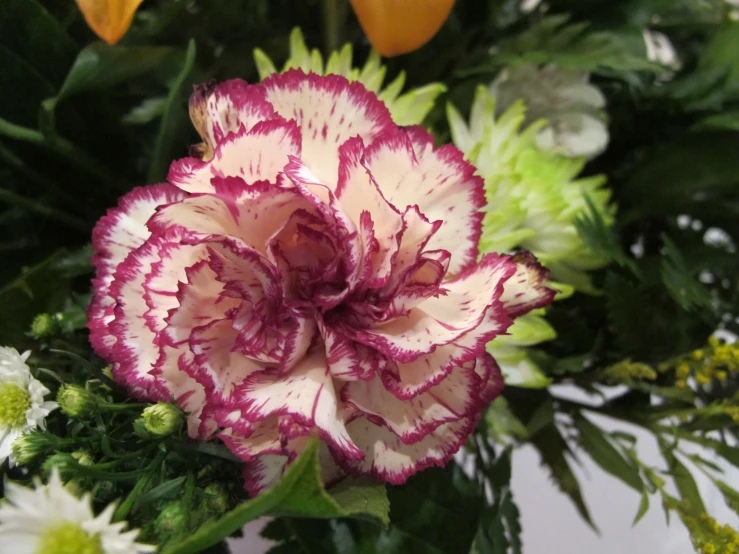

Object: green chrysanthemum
[447,85,616,387]
[253,28,445,126]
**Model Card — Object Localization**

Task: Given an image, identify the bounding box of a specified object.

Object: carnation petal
[161,260,240,346]
[334,137,404,285]
[169,118,301,194]
[108,242,167,400]
[189,79,276,161]
[234,350,363,460]
[262,70,395,187]
[381,298,510,399]
[342,416,475,484]
[352,253,515,361]
[500,251,556,318]
[188,319,267,405]
[89,184,186,359]
[364,127,485,275]
[343,364,479,444]
[151,344,213,439]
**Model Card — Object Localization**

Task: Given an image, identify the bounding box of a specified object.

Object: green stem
[322,0,342,55]
[0,141,60,194]
[0,188,88,231]
[183,470,196,526]
[98,402,149,412]
[0,117,120,188]
[113,449,167,522]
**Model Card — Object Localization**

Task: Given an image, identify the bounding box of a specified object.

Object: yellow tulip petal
[350,0,455,57]
[75,0,145,45]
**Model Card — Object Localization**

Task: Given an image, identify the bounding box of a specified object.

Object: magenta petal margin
[89,70,555,494]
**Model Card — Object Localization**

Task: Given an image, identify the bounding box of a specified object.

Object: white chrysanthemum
[490,64,609,159]
[0,347,57,465]
[0,469,155,554]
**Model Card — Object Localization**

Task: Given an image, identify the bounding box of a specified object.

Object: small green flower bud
[154,501,189,539]
[57,385,97,418]
[30,313,61,338]
[71,450,94,466]
[202,483,229,515]
[133,417,151,439]
[139,402,183,437]
[11,431,55,465]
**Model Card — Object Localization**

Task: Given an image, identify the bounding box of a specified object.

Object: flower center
[35,522,104,554]
[0,383,30,427]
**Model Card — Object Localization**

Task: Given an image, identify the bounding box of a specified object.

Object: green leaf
[659,235,712,312]
[633,490,650,526]
[575,196,638,276]
[495,15,660,73]
[135,476,187,506]
[713,480,739,516]
[328,479,390,527]
[385,464,484,554]
[0,250,72,343]
[531,422,598,532]
[41,43,177,129]
[659,443,706,514]
[622,130,739,213]
[163,440,384,554]
[148,40,197,182]
[0,45,55,126]
[575,415,644,493]
[0,0,76,87]
[701,21,739,85]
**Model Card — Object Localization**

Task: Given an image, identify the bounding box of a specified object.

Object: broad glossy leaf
[386,464,484,554]
[329,479,390,527]
[163,440,389,554]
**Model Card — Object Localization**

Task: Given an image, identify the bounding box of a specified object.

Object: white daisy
[0,469,155,554]
[0,347,57,466]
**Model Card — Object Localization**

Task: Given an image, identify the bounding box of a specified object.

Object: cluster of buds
[661,337,739,389]
[601,360,658,384]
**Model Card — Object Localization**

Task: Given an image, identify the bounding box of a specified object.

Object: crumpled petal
[89,70,553,495]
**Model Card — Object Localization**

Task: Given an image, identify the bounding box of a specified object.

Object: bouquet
[1,0,738,553]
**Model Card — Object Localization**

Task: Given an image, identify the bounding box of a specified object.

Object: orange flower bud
[75,0,145,45]
[350,0,455,57]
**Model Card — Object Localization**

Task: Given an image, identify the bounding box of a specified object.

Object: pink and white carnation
[88,70,554,494]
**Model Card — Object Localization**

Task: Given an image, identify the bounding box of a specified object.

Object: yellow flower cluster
[602,360,657,383]
[690,512,739,554]
[666,337,739,389]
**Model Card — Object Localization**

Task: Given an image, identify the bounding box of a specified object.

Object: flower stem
[98,402,149,412]
[322,0,342,55]
[0,188,89,232]
[0,116,121,189]
[113,449,167,522]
